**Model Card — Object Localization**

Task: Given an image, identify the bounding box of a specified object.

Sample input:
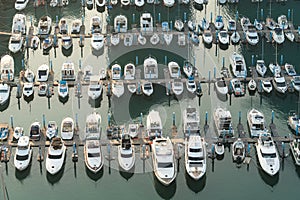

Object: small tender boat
[22,82,34,98]
[14,136,32,171]
[146,110,163,139]
[254,19,263,31]
[90,16,102,33]
[46,121,58,140]
[262,80,273,93]
[111,64,122,80]
[61,61,75,81]
[8,33,23,53]
[168,61,180,78]
[0,83,10,105]
[256,60,267,77]
[128,124,139,138]
[199,18,209,30]
[88,76,102,100]
[232,138,245,163]
[71,19,81,34]
[15,0,29,11]
[268,63,281,77]
[182,107,200,135]
[273,76,287,94]
[24,68,35,83]
[111,33,120,46]
[287,111,300,134]
[50,0,58,7]
[247,108,266,138]
[230,52,247,78]
[46,137,66,175]
[91,33,104,50]
[38,15,52,36]
[118,133,135,171]
[150,33,160,45]
[144,56,158,79]
[140,13,153,32]
[227,19,236,31]
[272,25,285,44]
[213,107,234,138]
[285,29,295,42]
[230,31,240,44]
[186,76,196,94]
[84,140,103,173]
[163,0,175,7]
[142,81,154,96]
[241,17,251,32]
[30,35,40,50]
[183,61,194,78]
[174,19,184,32]
[58,80,68,99]
[187,20,196,31]
[135,0,145,7]
[127,83,137,94]
[61,35,73,50]
[38,82,48,96]
[215,15,224,30]
[114,15,128,33]
[61,117,74,140]
[138,34,147,45]
[124,63,135,80]
[277,15,288,30]
[214,142,225,156]
[37,64,49,82]
[218,30,229,45]
[13,127,24,141]
[177,33,186,46]
[12,13,26,34]
[248,79,257,92]
[190,32,200,45]
[215,78,228,96]
[172,79,184,96]
[112,81,125,98]
[290,139,300,166]
[123,33,133,46]
[0,124,9,140]
[202,29,213,45]
[29,121,41,141]
[292,76,300,92]
[42,37,52,52]
[230,78,245,96]
[284,63,297,76]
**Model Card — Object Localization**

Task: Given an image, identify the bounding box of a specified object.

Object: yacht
[91,33,104,50]
[22,82,34,98]
[111,64,122,80]
[144,56,158,79]
[248,79,257,92]
[140,13,153,32]
[186,77,197,94]
[232,138,245,163]
[61,61,75,81]
[12,13,26,34]
[61,117,74,140]
[61,35,73,50]
[142,81,154,96]
[202,29,213,45]
[230,52,247,78]
[290,139,300,166]
[215,15,224,30]
[124,63,135,80]
[171,79,184,96]
[230,78,245,96]
[0,83,10,106]
[218,30,229,45]
[185,135,206,180]
[46,137,66,175]
[118,133,135,171]
[112,81,125,98]
[213,107,234,138]
[123,33,133,46]
[284,63,297,76]
[114,15,128,33]
[90,16,102,33]
[215,78,228,96]
[168,61,180,78]
[37,64,49,82]
[71,19,81,34]
[273,76,287,94]
[146,110,163,139]
[262,80,273,93]
[88,76,102,100]
[230,31,240,44]
[247,109,266,138]
[128,124,139,138]
[292,76,300,92]
[287,111,300,134]
[183,61,194,78]
[13,127,24,141]
[58,80,68,99]
[15,0,29,11]
[8,33,23,53]
[246,25,259,45]
[269,63,281,77]
[38,16,52,36]
[277,15,288,30]
[255,132,280,176]
[151,137,176,186]
[46,121,58,140]
[227,19,237,31]
[84,140,103,173]
[135,0,145,7]
[256,60,267,77]
[14,136,32,171]
[182,107,200,136]
[272,25,285,44]
[29,121,41,141]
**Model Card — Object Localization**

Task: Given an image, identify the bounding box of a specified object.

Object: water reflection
[62,46,73,57]
[15,163,32,181]
[0,98,10,112]
[85,166,104,182]
[185,172,206,193]
[46,164,65,185]
[119,167,134,181]
[153,173,176,200]
[257,165,279,187]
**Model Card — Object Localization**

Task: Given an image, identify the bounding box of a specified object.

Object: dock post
[282,142,285,158]
[222,57,225,69]
[210,12,212,23]
[239,111,241,124]
[158,13,161,24]
[183,12,187,23]
[135,56,138,65]
[172,112,175,126]
[205,111,208,126]
[213,67,216,79]
[164,56,167,65]
[296,124,298,136]
[260,9,264,21]
[235,10,238,22]
[170,21,173,31]
[251,55,254,66]
[107,113,111,126]
[208,71,211,83]
[72,142,78,162]
[81,15,84,26]
[75,113,79,130]
[271,110,274,124]
[288,9,291,21]
[10,115,13,129]
[42,114,46,128]
[22,59,24,70]
[79,59,82,70]
[211,144,215,159]
[50,60,53,72]
[140,113,143,125]
[280,55,283,66]
[132,14,135,24]
[56,16,58,26]
[269,31,272,42]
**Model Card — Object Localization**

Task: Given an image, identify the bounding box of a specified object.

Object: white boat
[230,78,245,96]
[227,19,236,31]
[38,82,48,96]
[277,15,288,30]
[246,25,259,45]
[114,15,128,33]
[262,80,273,93]
[290,139,300,166]
[135,0,145,7]
[163,0,175,7]
[230,31,240,44]
[215,15,224,30]
[254,19,263,31]
[13,127,24,141]
[42,36,53,53]
[266,17,276,30]
[112,81,125,98]
[138,34,147,45]
[111,0,118,5]
[168,61,180,78]
[85,112,101,139]
[218,30,229,45]
[88,76,102,100]
[62,0,69,6]
[123,33,133,46]
[214,108,234,138]
[219,0,226,4]
[171,79,184,96]
[0,54,14,81]
[61,35,73,50]
[273,76,287,94]
[247,108,266,137]
[151,137,176,186]
[128,124,139,138]
[91,33,104,50]
[29,121,41,141]
[59,18,68,34]
[150,33,160,45]
[285,29,295,42]
[111,64,122,80]
[124,63,135,80]
[84,140,103,173]
[183,61,194,77]
[46,137,66,175]
[269,63,281,77]
[232,138,245,163]
[177,33,186,46]
[95,0,106,9]
[118,133,135,171]
[272,25,285,44]
[292,76,300,92]
[214,142,225,156]
[121,0,130,5]
[38,16,52,36]
[248,79,257,92]
[127,84,137,94]
[255,132,280,176]
[240,17,251,32]
[147,110,163,139]
[0,83,10,105]
[185,135,206,180]
[163,32,173,45]
[61,61,75,81]
[174,19,184,32]
[58,80,68,99]
[284,63,297,76]
[46,121,58,140]
[186,77,196,94]
[15,0,29,11]
[14,136,32,171]
[61,117,74,140]
[24,68,35,83]
[90,16,102,33]
[182,107,200,135]
[287,111,300,134]
[142,81,153,96]
[140,13,153,32]
[187,20,196,31]
[8,33,23,53]
[202,29,213,45]
[230,52,247,78]
[215,78,228,96]
[50,0,58,7]
[144,56,158,79]
[190,32,200,45]
[37,64,49,82]
[30,35,40,50]
[256,60,267,77]
[12,13,26,34]
[71,19,81,34]
[22,82,33,98]
[111,33,120,46]
[199,18,209,30]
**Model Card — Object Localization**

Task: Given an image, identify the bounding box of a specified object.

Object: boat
[38,82,48,96]
[255,132,280,176]
[61,61,75,81]
[215,15,224,30]
[142,81,153,96]
[58,80,68,99]
[61,117,74,140]
[269,63,281,77]
[36,64,49,82]
[24,68,35,83]
[262,80,273,93]
[185,135,206,180]
[118,133,135,171]
[218,30,229,45]
[59,18,68,34]
[182,107,200,135]
[202,29,213,45]
[0,83,10,105]
[287,111,300,134]
[111,0,118,5]
[171,79,184,96]
[199,18,209,30]
[111,64,122,80]
[0,124,8,140]
[245,25,259,45]
[86,0,93,8]
[91,33,104,50]
[146,110,163,139]
[272,25,285,44]
[230,52,247,78]
[186,76,196,94]
[50,0,58,6]
[248,79,257,92]
[127,84,137,94]
[254,19,263,31]
[71,19,81,34]
[13,127,24,141]
[14,136,32,171]
[124,63,135,80]
[168,61,180,78]
[266,17,276,30]
[22,82,34,98]
[177,33,186,46]
[232,138,245,163]
[213,108,234,138]
[144,56,158,79]
[95,0,106,9]
[46,121,58,140]
[29,121,41,141]
[230,78,245,96]
[112,81,125,98]
[163,0,175,7]
[140,13,153,32]
[121,0,130,5]
[100,67,107,80]
[219,0,226,4]
[174,19,184,32]
[190,32,200,45]
[85,112,101,139]
[290,139,300,166]
[247,108,266,137]
[61,35,73,50]
[277,15,288,30]
[128,124,139,138]
[30,35,40,50]
[214,142,225,156]
[285,29,295,42]
[114,15,128,33]
[215,78,228,96]
[240,17,251,32]
[90,16,102,33]
[123,33,133,46]
[15,0,29,11]
[183,61,194,78]
[8,33,23,53]
[187,20,196,31]
[138,33,147,45]
[150,33,160,45]
[62,0,69,6]
[151,137,176,186]
[256,60,267,77]
[193,0,204,9]
[84,140,103,173]
[12,13,26,34]
[230,31,240,44]
[38,16,52,36]
[227,19,236,31]
[46,137,66,175]
[273,76,287,94]
[284,63,297,76]
[111,33,120,46]
[88,76,102,100]
[42,36,52,53]
[292,76,300,92]
[135,0,145,7]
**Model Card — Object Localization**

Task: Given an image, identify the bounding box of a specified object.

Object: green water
[1,1,300,200]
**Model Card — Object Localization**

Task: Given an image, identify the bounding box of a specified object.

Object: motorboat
[214,142,225,156]
[135,0,145,7]
[193,0,204,8]
[202,29,213,45]
[213,107,234,138]
[42,36,52,52]
[8,33,23,53]
[171,79,184,96]
[58,80,68,99]
[185,135,206,180]
[138,33,147,45]
[269,63,281,77]
[90,16,102,33]
[186,76,197,94]
[150,33,160,45]
[168,61,180,78]
[182,107,200,135]
[183,61,194,78]
[140,13,153,32]
[199,18,209,30]
[111,33,120,46]
[187,20,196,31]
[124,63,135,80]
[256,60,267,77]
[91,33,104,50]
[0,83,10,105]
[266,17,276,30]
[46,121,58,140]
[85,112,101,139]
[230,78,245,96]
[247,108,266,137]
[174,19,184,32]
[71,19,81,34]
[95,0,106,9]
[215,78,228,96]
[50,0,58,7]
[114,15,128,33]
[24,68,35,83]
[146,110,163,139]
[61,61,75,81]
[111,64,122,80]
[88,76,102,100]
[262,80,273,93]
[128,124,139,138]
[14,136,32,171]
[246,25,259,45]
[151,137,176,186]
[46,137,66,175]
[227,19,236,31]
[36,64,49,82]
[219,0,226,4]
[248,79,257,92]
[285,29,295,42]
[142,81,153,96]
[118,133,135,171]
[12,13,26,34]
[13,127,24,141]
[287,111,300,134]
[177,33,186,46]
[29,121,41,141]
[123,33,133,46]
[38,16,52,36]
[84,140,103,173]
[272,25,285,44]
[292,76,300,92]
[59,18,68,34]
[22,82,34,98]
[215,15,224,30]
[190,32,200,45]
[163,0,175,7]
[111,0,118,5]
[121,0,130,6]
[218,30,229,45]
[112,81,125,98]
[232,138,245,163]
[255,132,280,176]
[61,117,74,140]
[254,19,263,31]
[290,139,300,166]
[284,63,297,76]
[277,15,288,30]
[62,0,69,6]
[144,56,158,79]
[30,35,40,50]
[230,52,247,78]
[15,0,29,11]
[61,35,73,50]
[0,124,8,140]
[38,82,48,96]
[273,76,287,94]
[230,31,240,44]
[127,84,137,94]
[240,17,251,32]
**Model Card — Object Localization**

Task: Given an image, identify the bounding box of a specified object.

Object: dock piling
[280,55,284,65]
[213,67,216,79]
[271,110,274,124]
[172,112,175,126]
[72,142,78,162]
[140,113,143,125]
[164,56,167,65]
[158,13,161,24]
[135,56,138,65]
[42,114,46,128]
[10,116,13,129]
[238,111,241,124]
[251,55,254,66]
[183,12,187,23]
[75,113,79,130]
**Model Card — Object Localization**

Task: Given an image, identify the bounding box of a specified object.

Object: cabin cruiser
[262,80,273,93]
[284,63,297,76]
[61,117,74,140]
[215,15,224,30]
[230,31,240,44]
[8,33,23,53]
[213,107,234,138]
[140,13,153,32]
[90,16,102,33]
[215,78,228,96]
[46,121,58,140]
[272,25,285,44]
[46,137,66,175]
[277,15,288,30]
[38,82,48,96]
[22,82,34,98]
[168,61,180,78]
[142,81,153,96]
[14,136,32,171]
[114,15,128,33]
[287,111,300,134]
[58,80,68,99]
[84,140,103,173]
[12,13,26,34]
[71,19,81,34]
[230,52,247,78]
[186,76,196,94]
[147,110,162,139]
[29,122,41,141]
[172,79,184,96]
[182,107,200,136]
[199,18,209,30]
[230,78,245,96]
[123,33,133,46]
[215,142,225,156]
[292,76,300,92]
[273,76,287,94]
[202,29,213,45]
[0,83,10,106]
[88,76,102,100]
[247,109,266,138]
[269,63,281,77]
[85,112,101,139]
[256,60,267,77]
[245,25,259,45]
[59,18,68,34]
[118,133,135,171]
[61,35,73,50]
[112,81,124,98]
[13,127,24,141]
[124,63,135,80]
[61,61,75,81]
[138,33,147,45]
[111,64,122,80]
[232,138,245,163]
[248,79,257,92]
[227,19,236,31]
[144,56,158,79]
[91,33,104,50]
[290,139,300,166]
[38,16,52,36]
[218,30,229,45]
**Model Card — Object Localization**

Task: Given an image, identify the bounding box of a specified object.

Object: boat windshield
[17,146,28,150]
[16,154,29,161]
[189,148,201,153]
[48,154,63,159]
[188,156,203,161]
[121,153,133,158]
[11,40,21,44]
[261,151,276,158]
[158,162,173,168]
[249,35,258,40]
[88,152,100,158]
[252,124,264,130]
[39,70,48,76]
[89,87,101,91]
[93,39,103,43]
[0,89,8,93]
[24,87,32,91]
[60,87,67,92]
[62,122,73,132]
[277,81,286,87]
[16,0,27,4]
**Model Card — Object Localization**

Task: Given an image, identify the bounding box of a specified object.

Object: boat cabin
[61,62,75,81]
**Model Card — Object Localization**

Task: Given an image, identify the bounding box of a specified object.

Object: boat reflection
[153,173,176,200]
[185,172,206,193]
